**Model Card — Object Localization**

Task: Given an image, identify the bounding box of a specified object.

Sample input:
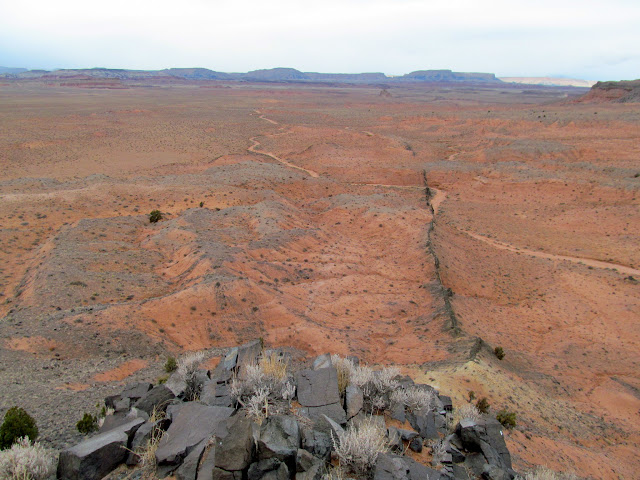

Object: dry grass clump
[258,352,288,382]
[332,417,388,475]
[230,353,294,423]
[177,351,206,401]
[128,408,165,475]
[428,438,447,466]
[391,386,436,412]
[330,355,400,410]
[0,437,57,480]
[330,355,354,394]
[518,466,578,480]
[453,403,481,425]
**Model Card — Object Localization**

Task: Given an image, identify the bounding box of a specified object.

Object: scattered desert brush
[0,437,56,480]
[391,386,436,412]
[330,355,401,411]
[450,403,481,430]
[428,438,448,466]
[176,351,206,400]
[331,416,388,475]
[230,353,295,422]
[517,466,578,480]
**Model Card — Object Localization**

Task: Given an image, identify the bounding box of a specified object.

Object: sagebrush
[332,417,388,475]
[0,437,56,480]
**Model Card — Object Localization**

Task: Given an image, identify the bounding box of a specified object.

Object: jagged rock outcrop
[56,340,518,479]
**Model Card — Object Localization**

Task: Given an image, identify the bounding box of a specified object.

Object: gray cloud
[1,0,638,80]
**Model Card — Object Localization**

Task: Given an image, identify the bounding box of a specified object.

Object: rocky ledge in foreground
[56,340,517,480]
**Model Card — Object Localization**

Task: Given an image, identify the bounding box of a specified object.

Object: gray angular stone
[408,410,438,439]
[126,419,169,465]
[165,371,189,397]
[257,415,300,464]
[98,415,144,438]
[482,463,516,480]
[155,403,234,465]
[133,384,175,415]
[300,427,332,461]
[312,353,332,370]
[409,436,423,453]
[201,381,233,407]
[121,382,153,401]
[387,427,403,451]
[321,414,345,439]
[248,458,282,480]
[295,459,324,480]
[439,395,453,412]
[57,429,128,480]
[262,462,289,480]
[456,418,512,470]
[196,444,217,480]
[464,452,487,477]
[175,440,207,480]
[214,414,254,471]
[398,428,418,441]
[113,397,131,413]
[236,339,262,375]
[374,453,444,480]
[345,384,363,420]
[451,463,470,480]
[211,467,242,480]
[300,403,346,434]
[389,402,406,423]
[296,448,316,472]
[224,347,239,370]
[296,367,341,407]
[449,445,466,464]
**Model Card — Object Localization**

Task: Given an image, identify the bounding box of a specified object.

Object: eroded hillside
[0,82,638,477]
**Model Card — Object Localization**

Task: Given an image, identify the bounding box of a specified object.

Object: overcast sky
[1,0,638,80]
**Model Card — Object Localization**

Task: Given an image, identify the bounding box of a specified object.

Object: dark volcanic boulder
[133,384,175,414]
[456,418,512,470]
[257,415,300,469]
[155,403,233,466]
[296,367,341,407]
[214,414,255,472]
[57,429,128,480]
[374,453,445,479]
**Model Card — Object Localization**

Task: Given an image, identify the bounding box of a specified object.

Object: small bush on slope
[0,408,38,450]
[76,413,98,435]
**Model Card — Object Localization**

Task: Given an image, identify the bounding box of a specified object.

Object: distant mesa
[0,66,503,85]
[401,69,499,83]
[0,66,28,74]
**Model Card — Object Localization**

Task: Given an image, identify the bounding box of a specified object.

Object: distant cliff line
[1,66,502,85]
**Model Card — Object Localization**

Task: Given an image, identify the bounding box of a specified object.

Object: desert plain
[0,79,638,478]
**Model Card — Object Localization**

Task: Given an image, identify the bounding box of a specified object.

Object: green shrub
[496,409,516,429]
[164,356,177,373]
[494,346,505,360]
[0,407,39,450]
[149,210,162,223]
[476,397,490,414]
[76,413,98,435]
[468,390,476,402]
